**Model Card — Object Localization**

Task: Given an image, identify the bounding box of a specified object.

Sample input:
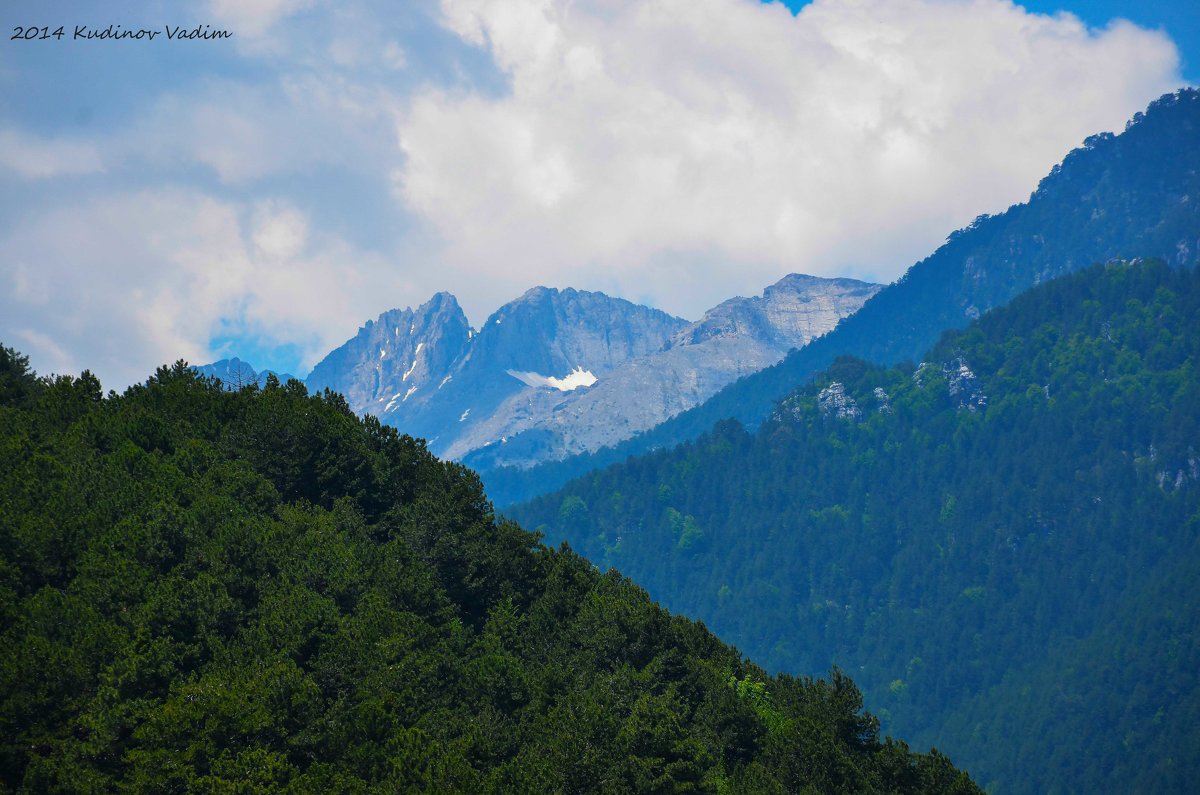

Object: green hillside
[0,346,978,793]
[513,259,1200,793]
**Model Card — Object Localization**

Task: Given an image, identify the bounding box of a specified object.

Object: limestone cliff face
[410,287,689,455]
[202,275,878,469]
[304,292,471,417]
[456,274,880,469]
[667,274,880,351]
[467,286,688,377]
[303,286,688,458]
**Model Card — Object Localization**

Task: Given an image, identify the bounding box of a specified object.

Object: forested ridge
[483,88,1200,510]
[0,346,979,793]
[513,259,1200,794]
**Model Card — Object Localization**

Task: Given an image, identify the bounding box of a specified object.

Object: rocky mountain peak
[454,274,880,469]
[200,271,883,471]
[668,273,881,349]
[304,292,471,414]
[470,287,688,378]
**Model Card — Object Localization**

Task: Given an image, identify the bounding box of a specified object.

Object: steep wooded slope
[0,350,978,793]
[514,259,1200,794]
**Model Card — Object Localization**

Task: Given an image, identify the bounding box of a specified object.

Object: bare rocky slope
[208,274,878,468]
[459,274,879,470]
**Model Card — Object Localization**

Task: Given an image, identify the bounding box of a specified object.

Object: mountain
[458,274,880,471]
[667,274,877,351]
[425,286,689,459]
[482,87,1200,508]
[511,258,1200,794]
[306,287,688,459]
[287,274,876,471]
[193,357,296,389]
[304,291,473,421]
[0,345,980,793]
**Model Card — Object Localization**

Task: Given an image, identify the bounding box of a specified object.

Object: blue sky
[1,0,1191,387]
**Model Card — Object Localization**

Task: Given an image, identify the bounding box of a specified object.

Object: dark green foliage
[513,259,1200,793]
[0,345,45,408]
[0,353,976,792]
[483,88,1200,509]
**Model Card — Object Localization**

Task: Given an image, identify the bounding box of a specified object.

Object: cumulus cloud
[395,0,1182,318]
[0,190,414,389]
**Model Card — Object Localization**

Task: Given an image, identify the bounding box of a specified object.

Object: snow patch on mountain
[506,367,598,392]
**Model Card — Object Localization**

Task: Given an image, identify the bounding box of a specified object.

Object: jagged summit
[668,273,881,350]
[468,286,686,378]
[304,291,472,416]
[198,273,877,467]
[292,285,688,459]
[452,272,879,468]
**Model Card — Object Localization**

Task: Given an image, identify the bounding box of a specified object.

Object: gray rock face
[458,274,880,469]
[202,274,878,469]
[471,286,686,375]
[411,287,688,454]
[943,357,987,412]
[666,274,879,351]
[304,287,687,457]
[817,382,861,420]
[305,292,471,417]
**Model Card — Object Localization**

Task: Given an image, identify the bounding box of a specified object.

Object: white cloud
[11,329,74,377]
[0,190,413,389]
[253,202,309,259]
[0,1,456,385]
[395,0,1183,319]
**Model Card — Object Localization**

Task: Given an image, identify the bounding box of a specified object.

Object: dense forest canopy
[0,345,979,792]
[513,259,1200,794]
